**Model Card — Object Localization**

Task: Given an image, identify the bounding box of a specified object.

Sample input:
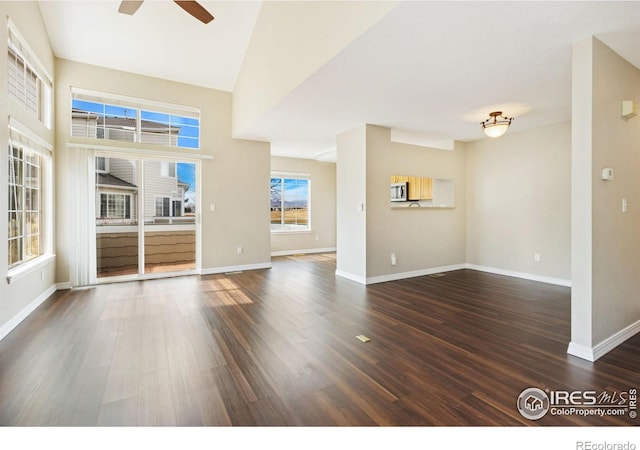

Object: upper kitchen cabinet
[390,174,454,208]
[404,176,433,201]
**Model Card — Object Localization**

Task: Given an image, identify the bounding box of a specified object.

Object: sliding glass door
[95,154,198,280]
[143,159,196,274]
[95,156,139,278]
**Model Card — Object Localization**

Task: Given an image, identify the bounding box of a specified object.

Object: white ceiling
[38,0,262,92]
[38,1,640,160]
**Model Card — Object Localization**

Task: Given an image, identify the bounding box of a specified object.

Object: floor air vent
[429,273,446,278]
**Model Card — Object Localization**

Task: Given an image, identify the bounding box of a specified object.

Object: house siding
[71,116,96,138]
[96,230,195,275]
[107,158,136,184]
[144,230,195,264]
[143,160,183,222]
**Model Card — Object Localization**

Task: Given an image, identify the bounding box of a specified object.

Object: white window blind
[7,21,52,128]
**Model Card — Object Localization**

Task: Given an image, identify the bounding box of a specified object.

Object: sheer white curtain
[69,147,96,287]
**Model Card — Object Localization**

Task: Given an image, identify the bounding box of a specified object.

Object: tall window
[7,25,52,128]
[71,89,200,149]
[270,175,310,232]
[6,20,53,272]
[8,143,44,267]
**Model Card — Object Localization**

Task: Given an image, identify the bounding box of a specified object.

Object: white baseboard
[56,282,72,290]
[200,262,272,276]
[366,264,467,285]
[340,263,571,287]
[465,264,571,287]
[0,284,57,341]
[567,341,595,362]
[593,319,640,360]
[335,269,367,285]
[336,264,466,285]
[271,247,336,257]
[567,319,640,362]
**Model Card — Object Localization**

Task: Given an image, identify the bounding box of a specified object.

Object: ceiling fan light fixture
[118,0,144,15]
[481,111,513,138]
[118,0,214,24]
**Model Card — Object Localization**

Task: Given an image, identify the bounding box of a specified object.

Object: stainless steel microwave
[390,182,408,202]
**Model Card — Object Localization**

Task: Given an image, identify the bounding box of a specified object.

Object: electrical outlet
[237,246,243,255]
[391,253,397,266]
[534,253,541,262]
[315,235,319,241]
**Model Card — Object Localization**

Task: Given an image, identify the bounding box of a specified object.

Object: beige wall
[336,125,367,280]
[233,1,398,138]
[590,39,640,344]
[55,59,271,283]
[336,124,466,282]
[270,156,336,254]
[0,2,57,335]
[570,37,640,359]
[365,125,466,279]
[466,122,571,281]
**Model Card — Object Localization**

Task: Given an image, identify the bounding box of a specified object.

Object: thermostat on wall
[601,168,614,180]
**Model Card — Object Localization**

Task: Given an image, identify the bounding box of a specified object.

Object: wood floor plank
[1,255,639,426]
[208,365,257,426]
[136,368,177,426]
[97,396,138,426]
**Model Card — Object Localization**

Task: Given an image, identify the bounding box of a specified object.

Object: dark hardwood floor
[1,253,639,426]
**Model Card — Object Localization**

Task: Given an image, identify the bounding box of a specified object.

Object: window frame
[160,161,176,178]
[171,199,183,217]
[155,196,171,217]
[99,192,132,220]
[95,156,109,174]
[270,173,311,233]
[7,21,53,129]
[70,88,200,150]
[7,131,52,275]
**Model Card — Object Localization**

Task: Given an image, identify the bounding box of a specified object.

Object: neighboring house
[95,156,189,225]
[144,160,189,224]
[72,107,181,146]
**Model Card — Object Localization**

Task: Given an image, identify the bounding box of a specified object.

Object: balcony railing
[96,226,195,277]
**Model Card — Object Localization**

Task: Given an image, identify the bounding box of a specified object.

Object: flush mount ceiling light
[481,111,513,138]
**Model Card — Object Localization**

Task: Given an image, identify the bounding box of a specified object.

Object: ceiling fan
[118,1,214,24]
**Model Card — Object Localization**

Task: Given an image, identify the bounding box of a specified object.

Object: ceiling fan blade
[174,1,214,24]
[118,0,144,15]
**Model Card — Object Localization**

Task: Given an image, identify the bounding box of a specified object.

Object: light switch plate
[601,168,614,180]
[622,100,638,119]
